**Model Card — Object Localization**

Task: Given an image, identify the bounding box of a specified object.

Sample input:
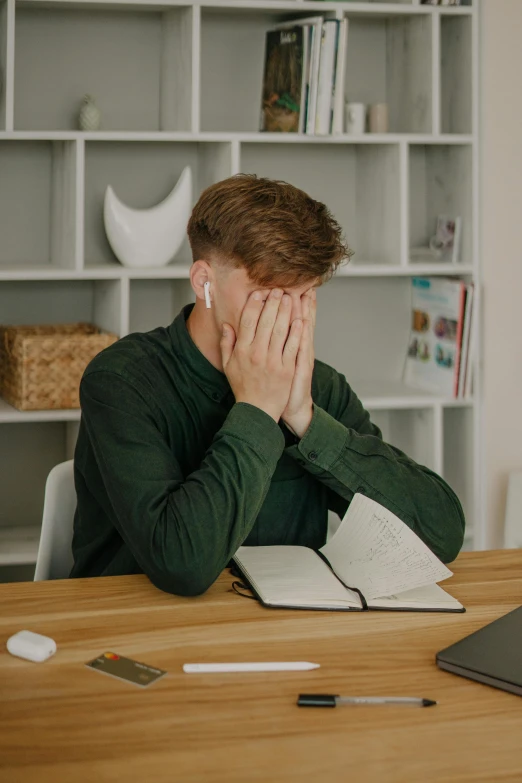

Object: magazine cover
[260,26,304,133]
[403,277,466,397]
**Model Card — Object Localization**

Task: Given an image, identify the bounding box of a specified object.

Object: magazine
[260,26,304,133]
[403,277,469,398]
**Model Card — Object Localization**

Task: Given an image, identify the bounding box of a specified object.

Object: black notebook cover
[436,605,522,696]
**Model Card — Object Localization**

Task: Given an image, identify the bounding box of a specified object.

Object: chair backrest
[34,460,76,581]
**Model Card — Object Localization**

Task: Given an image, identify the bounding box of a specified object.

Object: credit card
[86,651,167,688]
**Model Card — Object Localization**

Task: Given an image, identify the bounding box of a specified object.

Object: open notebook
[233,493,465,613]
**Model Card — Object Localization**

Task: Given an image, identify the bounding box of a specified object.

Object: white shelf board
[230,133,474,145]
[84,263,193,279]
[0,264,191,280]
[355,379,474,410]
[15,0,475,15]
[0,263,474,281]
[337,263,474,277]
[0,526,40,566]
[0,398,81,423]
[0,384,472,424]
[0,131,474,144]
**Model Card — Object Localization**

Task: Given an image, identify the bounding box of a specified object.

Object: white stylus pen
[183,661,320,673]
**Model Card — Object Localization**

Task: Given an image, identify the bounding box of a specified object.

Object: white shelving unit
[0,0,480,571]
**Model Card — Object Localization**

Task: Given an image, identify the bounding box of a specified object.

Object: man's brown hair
[187,174,351,288]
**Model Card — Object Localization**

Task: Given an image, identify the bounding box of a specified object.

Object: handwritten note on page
[319,494,452,600]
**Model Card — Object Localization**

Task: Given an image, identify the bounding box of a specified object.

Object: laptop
[436,605,522,696]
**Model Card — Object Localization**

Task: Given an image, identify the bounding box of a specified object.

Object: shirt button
[212,392,220,401]
[308,451,318,461]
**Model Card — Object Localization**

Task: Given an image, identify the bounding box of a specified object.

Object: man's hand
[220,289,303,423]
[281,289,316,439]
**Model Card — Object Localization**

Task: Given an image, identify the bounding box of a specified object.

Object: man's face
[211,265,318,334]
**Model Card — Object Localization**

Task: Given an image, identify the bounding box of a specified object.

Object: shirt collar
[168,304,232,404]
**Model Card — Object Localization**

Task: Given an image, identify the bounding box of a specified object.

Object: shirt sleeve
[284,361,465,563]
[78,370,285,596]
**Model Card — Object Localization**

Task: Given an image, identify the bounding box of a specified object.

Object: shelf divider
[160,7,194,132]
[431,10,441,136]
[1,0,15,131]
[192,4,201,133]
[50,140,84,270]
[399,140,409,267]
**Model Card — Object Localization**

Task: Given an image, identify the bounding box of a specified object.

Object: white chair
[34,460,76,581]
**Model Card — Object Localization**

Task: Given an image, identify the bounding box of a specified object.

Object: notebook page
[233,546,361,608]
[319,494,453,600]
[367,583,463,611]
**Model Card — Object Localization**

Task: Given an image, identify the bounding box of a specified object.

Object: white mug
[344,102,366,134]
[368,103,389,134]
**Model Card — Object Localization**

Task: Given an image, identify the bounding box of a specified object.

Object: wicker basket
[0,323,119,411]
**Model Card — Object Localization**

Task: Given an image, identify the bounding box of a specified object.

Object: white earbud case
[7,630,57,662]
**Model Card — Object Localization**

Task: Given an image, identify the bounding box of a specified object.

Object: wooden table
[1,550,522,783]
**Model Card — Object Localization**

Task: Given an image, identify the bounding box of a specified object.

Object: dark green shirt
[71,303,465,595]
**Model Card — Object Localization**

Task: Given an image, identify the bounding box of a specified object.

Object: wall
[481,0,522,546]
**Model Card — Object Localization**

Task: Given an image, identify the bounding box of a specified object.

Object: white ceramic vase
[103,166,192,268]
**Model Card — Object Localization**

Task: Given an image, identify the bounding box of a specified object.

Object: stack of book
[403,277,475,399]
[259,17,349,135]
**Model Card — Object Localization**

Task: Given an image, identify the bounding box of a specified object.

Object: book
[260,25,305,133]
[327,20,340,135]
[233,493,464,613]
[436,606,522,696]
[463,285,476,398]
[299,26,311,134]
[315,20,339,135]
[305,18,323,135]
[332,18,349,135]
[260,16,324,135]
[457,283,474,398]
[403,277,467,398]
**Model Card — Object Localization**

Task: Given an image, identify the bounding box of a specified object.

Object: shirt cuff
[286,404,348,474]
[221,402,285,469]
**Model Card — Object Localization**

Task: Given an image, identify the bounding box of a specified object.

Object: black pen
[297,694,437,707]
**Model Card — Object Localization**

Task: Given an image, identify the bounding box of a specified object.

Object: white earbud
[204,281,211,309]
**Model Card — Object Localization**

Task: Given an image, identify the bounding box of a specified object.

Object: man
[71,174,465,594]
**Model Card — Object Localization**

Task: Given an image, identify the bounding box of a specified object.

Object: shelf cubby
[409,143,473,265]
[201,8,433,135]
[343,13,433,134]
[0,279,126,336]
[84,140,234,268]
[441,14,472,135]
[315,277,410,386]
[241,142,401,266]
[0,421,68,530]
[368,407,436,472]
[14,5,194,132]
[0,139,80,269]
